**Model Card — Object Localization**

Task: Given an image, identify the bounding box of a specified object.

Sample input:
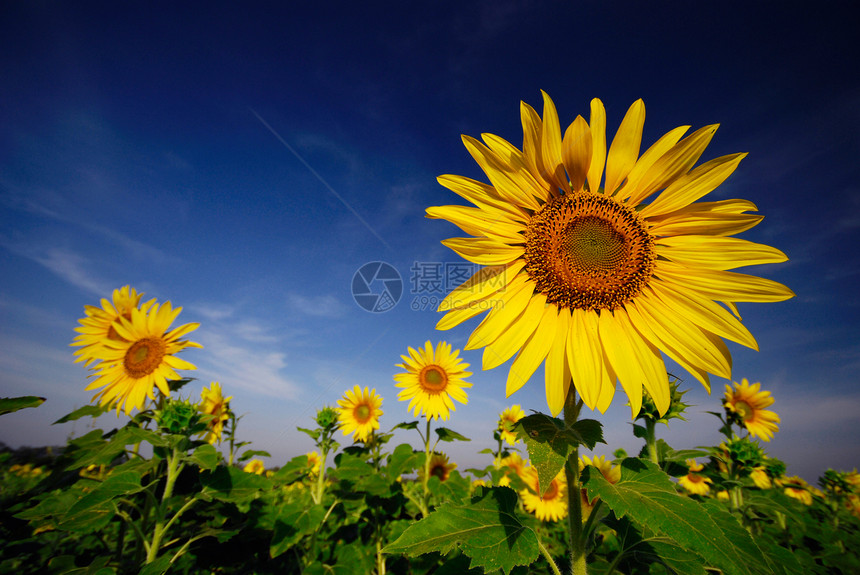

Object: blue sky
[1,2,858,482]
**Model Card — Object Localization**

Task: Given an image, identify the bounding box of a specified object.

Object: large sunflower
[336,385,383,442]
[723,378,780,441]
[85,301,202,414]
[200,382,232,444]
[394,341,472,421]
[71,286,155,367]
[520,466,568,522]
[428,93,794,416]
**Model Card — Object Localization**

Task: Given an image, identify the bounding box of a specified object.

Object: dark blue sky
[1,2,858,481]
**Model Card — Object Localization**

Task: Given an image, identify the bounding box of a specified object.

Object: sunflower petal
[465,274,534,349]
[605,99,645,195]
[539,90,569,192]
[506,304,558,396]
[657,236,789,270]
[545,308,571,416]
[441,237,524,265]
[483,293,547,370]
[587,98,607,194]
[562,115,592,192]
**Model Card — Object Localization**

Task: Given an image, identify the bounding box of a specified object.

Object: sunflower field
[3,95,860,574]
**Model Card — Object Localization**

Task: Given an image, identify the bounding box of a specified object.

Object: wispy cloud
[287,293,348,318]
[0,239,111,297]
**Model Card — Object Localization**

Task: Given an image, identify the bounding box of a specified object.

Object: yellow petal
[655,260,794,302]
[656,236,788,270]
[587,98,607,194]
[562,115,592,192]
[647,199,763,237]
[441,237,524,265]
[545,308,571,416]
[426,205,524,243]
[539,90,569,192]
[566,309,604,410]
[641,153,747,218]
[619,125,689,204]
[465,274,534,349]
[506,304,558,396]
[436,174,530,223]
[623,124,717,206]
[462,136,542,211]
[605,99,645,195]
[482,132,552,200]
[439,260,526,312]
[483,292,547,370]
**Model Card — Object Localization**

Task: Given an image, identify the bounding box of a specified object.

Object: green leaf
[435,427,471,442]
[0,396,45,416]
[582,458,770,575]
[188,443,220,470]
[200,466,270,505]
[237,449,271,462]
[514,414,603,496]
[60,470,146,532]
[296,426,320,441]
[53,404,109,424]
[386,443,420,479]
[270,491,327,558]
[384,487,539,575]
[392,421,420,431]
[602,514,707,575]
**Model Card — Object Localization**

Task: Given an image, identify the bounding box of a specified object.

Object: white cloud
[287,293,348,318]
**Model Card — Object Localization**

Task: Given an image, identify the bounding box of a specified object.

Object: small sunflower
[200,382,232,444]
[420,452,457,482]
[678,459,712,495]
[520,466,568,522]
[306,451,321,476]
[243,459,265,475]
[497,452,526,487]
[84,301,202,414]
[778,475,813,505]
[394,341,472,421]
[428,93,793,417]
[498,404,526,445]
[71,286,155,367]
[724,379,780,441]
[336,385,383,442]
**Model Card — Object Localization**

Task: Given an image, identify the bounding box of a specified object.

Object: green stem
[564,391,587,575]
[313,444,328,505]
[644,418,659,465]
[537,537,562,575]
[421,418,432,517]
[146,446,184,563]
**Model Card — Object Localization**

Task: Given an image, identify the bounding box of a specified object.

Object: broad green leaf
[113,425,169,447]
[392,421,420,431]
[427,470,471,505]
[137,554,172,575]
[188,443,220,470]
[386,443,420,479]
[53,404,108,424]
[602,513,707,575]
[435,427,471,442]
[200,466,270,505]
[48,554,115,575]
[270,492,327,558]
[384,487,539,575]
[60,470,145,531]
[582,458,769,575]
[272,454,312,483]
[569,418,604,449]
[296,426,320,440]
[237,449,271,462]
[0,396,45,416]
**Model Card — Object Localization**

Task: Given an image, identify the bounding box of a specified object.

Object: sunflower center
[354,404,372,423]
[419,365,448,393]
[688,474,705,484]
[524,192,655,311]
[124,337,166,379]
[734,400,754,421]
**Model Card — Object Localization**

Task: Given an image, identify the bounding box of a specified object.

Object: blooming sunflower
[420,452,457,482]
[243,459,265,475]
[306,451,321,476]
[84,301,202,414]
[678,459,712,495]
[71,286,155,367]
[724,379,780,441]
[336,385,383,442]
[200,382,232,444]
[520,466,568,522]
[497,452,526,487]
[428,93,794,416]
[778,475,813,505]
[498,404,526,445]
[394,341,472,421]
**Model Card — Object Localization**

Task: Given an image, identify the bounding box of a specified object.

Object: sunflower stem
[537,536,563,575]
[644,418,660,465]
[146,445,183,563]
[421,417,432,517]
[564,391,587,575]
